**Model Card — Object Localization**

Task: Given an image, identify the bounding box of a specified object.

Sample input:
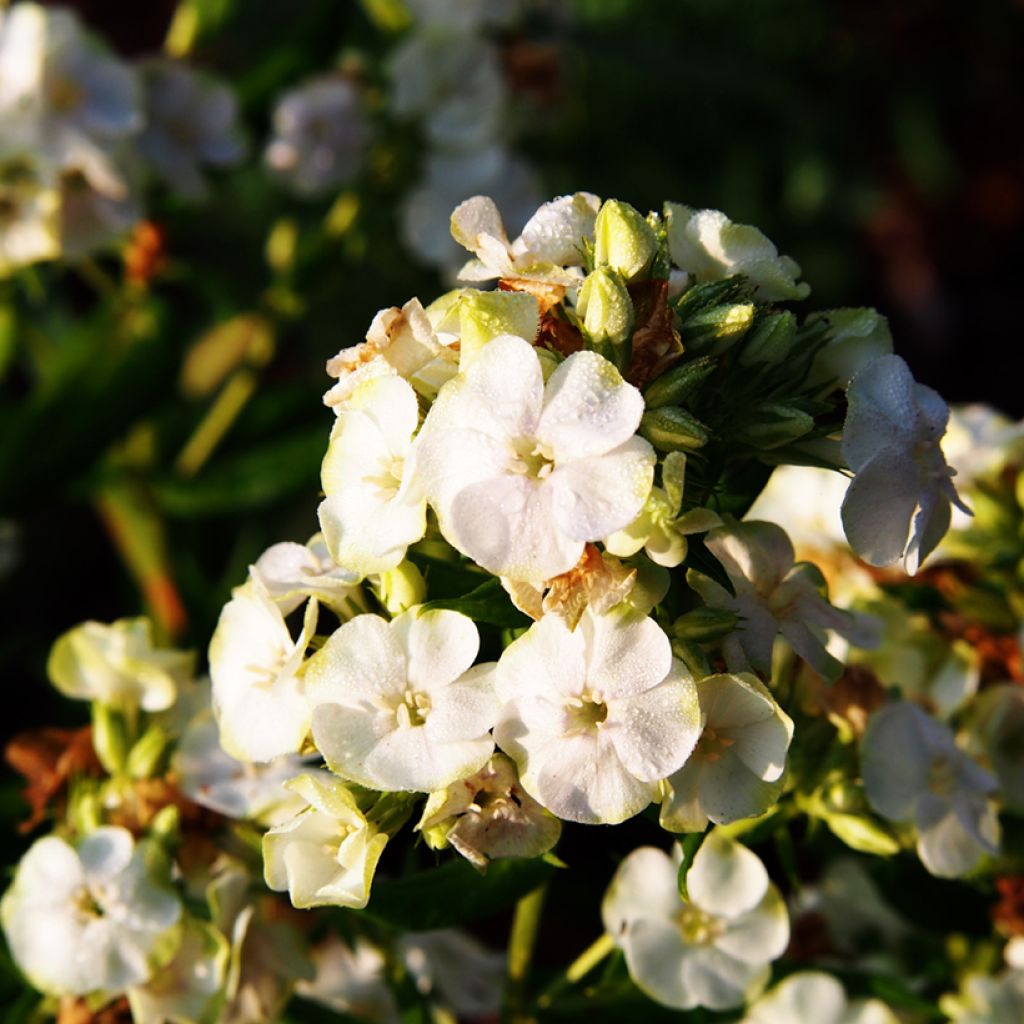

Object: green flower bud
[265,217,298,274]
[92,703,128,775]
[670,638,712,678]
[577,268,634,355]
[459,290,539,369]
[149,804,181,844]
[639,407,710,452]
[593,199,658,280]
[732,404,814,449]
[672,607,740,643]
[681,303,755,355]
[738,311,797,367]
[421,820,452,852]
[375,561,427,615]
[126,725,170,780]
[642,355,716,408]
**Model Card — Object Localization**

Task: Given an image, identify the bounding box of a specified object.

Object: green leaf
[365,856,554,930]
[422,578,531,629]
[675,831,705,901]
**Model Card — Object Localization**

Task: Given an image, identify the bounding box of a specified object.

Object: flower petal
[687,831,769,918]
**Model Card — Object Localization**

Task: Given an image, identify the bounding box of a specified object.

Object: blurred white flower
[841,354,968,571]
[209,580,318,762]
[307,608,498,792]
[942,969,1024,1024]
[602,832,789,1010]
[296,935,399,1023]
[399,928,505,1018]
[741,971,898,1024]
[416,334,654,582]
[689,519,876,680]
[137,58,245,200]
[47,616,194,713]
[0,155,59,274]
[265,76,369,196]
[250,534,363,617]
[494,608,701,824]
[58,163,140,256]
[263,773,388,910]
[661,672,793,832]
[1,827,181,996]
[862,701,1000,878]
[965,684,1024,814]
[665,203,809,301]
[318,375,428,577]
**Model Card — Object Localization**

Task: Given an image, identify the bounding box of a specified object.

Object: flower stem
[504,884,547,1022]
[174,367,258,478]
[536,932,616,1009]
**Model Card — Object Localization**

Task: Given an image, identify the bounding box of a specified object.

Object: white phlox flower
[605,451,722,568]
[174,708,313,825]
[127,917,230,1024]
[0,3,140,196]
[0,155,59,274]
[47,616,194,713]
[265,76,369,196]
[941,969,1024,1024]
[250,534,364,617]
[417,752,562,869]
[861,701,1000,878]
[1,826,182,997]
[137,58,245,200]
[209,579,318,763]
[416,334,655,582]
[451,192,601,286]
[602,832,789,1011]
[661,672,794,832]
[399,928,505,1019]
[263,773,389,910]
[493,608,701,824]
[689,519,877,680]
[965,684,1024,814]
[318,375,427,577]
[806,307,894,389]
[942,404,1024,493]
[841,353,969,572]
[296,935,399,1023]
[306,608,498,792]
[665,202,810,302]
[741,971,899,1024]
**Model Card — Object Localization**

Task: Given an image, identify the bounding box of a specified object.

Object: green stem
[174,367,258,478]
[536,932,616,1009]
[503,884,547,1022]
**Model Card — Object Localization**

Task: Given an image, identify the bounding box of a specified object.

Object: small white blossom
[942,969,1024,1024]
[416,334,654,582]
[602,832,789,1011]
[841,354,968,571]
[862,701,1000,878]
[209,580,318,763]
[665,203,809,301]
[399,929,505,1018]
[0,155,59,274]
[137,58,245,200]
[263,774,388,910]
[1,827,182,996]
[965,684,1024,814]
[58,164,140,257]
[741,971,898,1024]
[494,608,701,825]
[661,672,794,832]
[47,616,194,713]
[296,936,399,1023]
[318,375,428,577]
[689,519,876,680]
[250,534,363,617]
[307,608,498,792]
[265,76,369,196]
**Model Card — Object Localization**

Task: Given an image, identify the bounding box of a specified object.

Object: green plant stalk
[536,932,616,1009]
[504,884,548,1022]
[175,366,259,478]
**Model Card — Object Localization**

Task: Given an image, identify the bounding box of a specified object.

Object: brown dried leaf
[626,278,683,388]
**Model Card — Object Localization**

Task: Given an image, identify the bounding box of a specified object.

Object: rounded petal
[78,827,134,886]
[861,702,936,821]
[391,608,479,692]
[842,354,920,468]
[425,662,501,745]
[580,610,673,699]
[698,750,783,825]
[841,450,919,567]
[744,972,847,1024]
[687,831,769,918]
[304,614,406,708]
[602,845,681,938]
[715,884,789,963]
[495,613,586,704]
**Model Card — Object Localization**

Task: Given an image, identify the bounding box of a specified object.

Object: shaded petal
[687,831,769,917]
[715,884,789,962]
[861,702,935,821]
[601,845,681,937]
[841,450,920,567]
[425,663,501,744]
[698,751,784,825]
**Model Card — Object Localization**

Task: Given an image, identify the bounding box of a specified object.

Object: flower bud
[672,606,740,643]
[458,290,539,369]
[375,561,426,615]
[92,703,128,775]
[149,804,181,843]
[732,404,813,449]
[639,407,710,452]
[593,199,658,280]
[681,303,755,355]
[126,725,170,780]
[577,268,634,355]
[642,355,716,408]
[738,311,796,367]
[265,217,298,273]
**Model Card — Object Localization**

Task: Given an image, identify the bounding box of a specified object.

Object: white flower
[127,917,229,1024]
[306,608,498,792]
[318,375,427,577]
[602,832,789,1011]
[399,929,505,1018]
[665,203,809,301]
[605,452,722,567]
[250,534,363,617]
[806,308,894,388]
[661,672,793,832]
[942,970,1024,1024]
[174,708,311,825]
[137,59,245,200]
[841,354,968,571]
[416,334,654,582]
[296,936,399,1023]
[688,519,876,680]
[47,617,194,713]
[1,827,181,996]
[746,463,850,555]
[209,580,318,763]
[741,971,898,1024]
[451,192,601,286]
[0,155,59,274]
[417,752,561,869]
[862,701,1000,878]
[494,608,701,824]
[263,774,389,910]
[58,164,140,257]
[965,684,1024,814]
[265,76,369,196]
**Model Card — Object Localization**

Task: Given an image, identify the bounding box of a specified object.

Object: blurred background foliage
[1,0,1022,881]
